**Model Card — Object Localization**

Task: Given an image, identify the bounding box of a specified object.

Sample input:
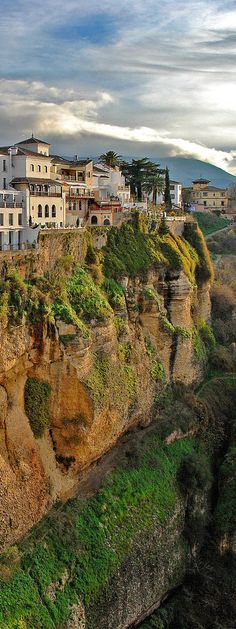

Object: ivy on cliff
[24,377,51,438]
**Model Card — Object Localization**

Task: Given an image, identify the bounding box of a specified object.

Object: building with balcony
[0,137,66,228]
[92,164,130,205]
[190,178,228,211]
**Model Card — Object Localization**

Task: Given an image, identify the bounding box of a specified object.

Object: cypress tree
[164,167,172,211]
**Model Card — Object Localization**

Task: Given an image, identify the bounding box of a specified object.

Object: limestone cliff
[0,221,212,549]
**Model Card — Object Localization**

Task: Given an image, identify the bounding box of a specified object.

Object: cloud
[0,1,236,172]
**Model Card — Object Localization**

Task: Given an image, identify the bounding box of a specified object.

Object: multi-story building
[190,178,228,211]
[0,138,66,230]
[51,155,94,227]
[169,180,182,208]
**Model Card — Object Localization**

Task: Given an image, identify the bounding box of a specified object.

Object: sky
[0,0,236,173]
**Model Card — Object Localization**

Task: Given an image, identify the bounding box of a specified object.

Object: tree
[143,173,164,205]
[164,167,172,211]
[98,151,122,168]
[121,158,163,201]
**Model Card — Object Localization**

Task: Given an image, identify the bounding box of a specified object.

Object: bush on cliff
[177,450,212,496]
[24,377,51,438]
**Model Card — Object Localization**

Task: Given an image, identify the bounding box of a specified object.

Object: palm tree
[143,173,164,205]
[98,151,122,168]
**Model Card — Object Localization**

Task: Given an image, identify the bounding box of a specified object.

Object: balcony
[0,202,22,208]
[30,191,62,197]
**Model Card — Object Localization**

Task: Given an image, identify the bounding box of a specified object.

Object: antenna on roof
[31,132,34,139]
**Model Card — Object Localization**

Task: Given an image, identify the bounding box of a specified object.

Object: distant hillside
[158,157,236,188]
[78,154,236,189]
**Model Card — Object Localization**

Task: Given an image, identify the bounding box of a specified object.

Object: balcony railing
[0,242,39,253]
[30,191,62,197]
[0,202,22,208]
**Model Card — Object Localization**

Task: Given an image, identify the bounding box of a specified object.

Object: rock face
[0,265,211,549]
[88,501,187,629]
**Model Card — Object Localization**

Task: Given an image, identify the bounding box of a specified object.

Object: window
[9,231,13,247]
[3,159,6,172]
[31,164,35,172]
[203,201,207,206]
[3,178,6,189]
[202,192,208,196]
[73,201,76,211]
[91,215,98,225]
[9,213,13,226]
[38,165,41,172]
[103,218,110,225]
[45,204,49,217]
[18,213,22,226]
[52,204,56,218]
[44,165,48,173]
[170,185,175,190]
[38,204,42,218]
[221,201,225,206]
[0,214,4,226]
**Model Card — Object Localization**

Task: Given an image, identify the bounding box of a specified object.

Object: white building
[169,181,182,208]
[0,137,66,233]
[92,165,130,205]
[0,188,24,250]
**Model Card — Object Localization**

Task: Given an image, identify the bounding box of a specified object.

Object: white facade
[169,181,182,207]
[93,165,130,205]
[0,189,23,250]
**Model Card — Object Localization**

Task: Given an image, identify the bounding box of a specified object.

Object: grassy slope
[0,438,194,629]
[194,212,230,236]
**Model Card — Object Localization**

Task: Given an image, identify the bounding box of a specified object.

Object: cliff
[0,219,213,552]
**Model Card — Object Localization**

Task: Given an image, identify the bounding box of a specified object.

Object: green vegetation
[24,378,51,438]
[102,278,125,308]
[184,223,214,283]
[85,354,136,411]
[207,225,236,255]
[194,212,230,236]
[0,436,194,629]
[103,222,165,278]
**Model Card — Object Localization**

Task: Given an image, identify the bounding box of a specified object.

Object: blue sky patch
[52,13,117,45]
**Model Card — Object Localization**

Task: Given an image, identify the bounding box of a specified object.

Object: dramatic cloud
[0,1,236,171]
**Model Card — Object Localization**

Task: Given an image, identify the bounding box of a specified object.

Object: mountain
[157,157,236,188]
[76,154,236,189]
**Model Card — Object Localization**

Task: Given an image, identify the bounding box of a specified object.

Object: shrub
[102,278,125,308]
[24,378,51,438]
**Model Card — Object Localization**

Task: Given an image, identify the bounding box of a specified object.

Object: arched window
[76,218,80,227]
[44,165,48,173]
[103,218,110,225]
[31,164,35,172]
[38,165,41,172]
[38,204,42,218]
[45,204,49,217]
[91,215,98,225]
[52,205,56,218]
[73,201,76,211]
